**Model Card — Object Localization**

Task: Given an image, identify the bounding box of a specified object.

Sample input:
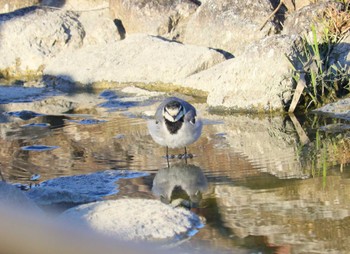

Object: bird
[147,97,202,161]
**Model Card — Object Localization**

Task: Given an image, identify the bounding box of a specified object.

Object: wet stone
[59,199,204,242]
[99,89,119,99]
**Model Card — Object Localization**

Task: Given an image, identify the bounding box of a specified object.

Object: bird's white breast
[147,119,202,148]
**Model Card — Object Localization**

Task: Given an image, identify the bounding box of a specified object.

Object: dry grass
[321,0,350,42]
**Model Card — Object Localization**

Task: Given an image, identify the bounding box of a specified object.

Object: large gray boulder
[0,7,85,77]
[42,0,119,45]
[44,34,227,84]
[282,1,329,38]
[109,0,199,40]
[109,0,279,55]
[77,8,120,45]
[183,0,278,55]
[179,35,298,112]
[0,4,120,78]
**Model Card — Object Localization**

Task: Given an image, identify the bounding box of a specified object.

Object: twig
[260,0,284,31]
[288,73,306,113]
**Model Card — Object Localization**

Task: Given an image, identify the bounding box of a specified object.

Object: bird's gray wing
[184,108,197,124]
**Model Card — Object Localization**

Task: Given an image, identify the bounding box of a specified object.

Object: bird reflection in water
[152,163,208,209]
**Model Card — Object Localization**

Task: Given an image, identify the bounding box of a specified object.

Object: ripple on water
[21,123,50,128]
[68,119,107,125]
[4,110,43,120]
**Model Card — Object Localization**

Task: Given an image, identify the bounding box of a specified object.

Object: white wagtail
[147,97,202,160]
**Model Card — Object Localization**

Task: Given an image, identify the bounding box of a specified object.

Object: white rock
[183,0,277,55]
[44,34,227,84]
[313,98,350,120]
[60,199,203,241]
[77,8,121,45]
[0,8,84,76]
[179,35,297,112]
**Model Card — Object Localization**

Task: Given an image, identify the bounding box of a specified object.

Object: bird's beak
[174,109,185,122]
[164,105,185,122]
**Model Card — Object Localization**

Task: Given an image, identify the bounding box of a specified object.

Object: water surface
[1,86,350,253]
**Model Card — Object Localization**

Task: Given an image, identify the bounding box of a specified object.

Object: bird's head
[163,100,185,122]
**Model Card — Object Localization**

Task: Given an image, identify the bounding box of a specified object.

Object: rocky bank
[0,0,349,112]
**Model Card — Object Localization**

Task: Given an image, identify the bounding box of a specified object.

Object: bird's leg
[184,147,188,164]
[166,146,170,168]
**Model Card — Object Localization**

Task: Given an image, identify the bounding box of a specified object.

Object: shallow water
[1,86,350,253]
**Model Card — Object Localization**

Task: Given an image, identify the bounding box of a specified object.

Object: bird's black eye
[190,118,196,124]
[156,120,159,124]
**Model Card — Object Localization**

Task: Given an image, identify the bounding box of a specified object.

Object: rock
[0,7,85,78]
[44,34,226,84]
[77,8,121,45]
[44,0,120,45]
[110,0,279,54]
[59,199,203,241]
[183,0,278,55]
[0,85,111,116]
[180,35,298,112]
[282,1,328,39]
[283,0,314,11]
[1,97,77,116]
[294,0,314,10]
[109,0,199,40]
[329,33,350,69]
[313,98,350,120]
